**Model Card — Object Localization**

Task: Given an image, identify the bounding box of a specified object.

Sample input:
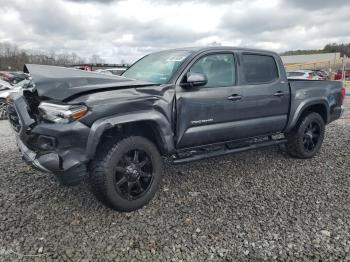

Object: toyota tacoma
[7,47,345,211]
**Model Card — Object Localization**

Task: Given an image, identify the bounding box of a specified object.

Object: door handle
[227,94,242,101]
[273,91,285,97]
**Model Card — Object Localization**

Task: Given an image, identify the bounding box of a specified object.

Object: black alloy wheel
[114,149,153,200]
[90,136,163,212]
[302,121,321,152]
[285,112,325,159]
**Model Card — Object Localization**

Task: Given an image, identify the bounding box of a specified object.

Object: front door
[175,52,244,148]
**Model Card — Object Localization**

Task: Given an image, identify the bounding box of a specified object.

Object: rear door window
[242,54,279,84]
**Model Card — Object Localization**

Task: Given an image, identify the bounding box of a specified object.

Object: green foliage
[282,43,350,57]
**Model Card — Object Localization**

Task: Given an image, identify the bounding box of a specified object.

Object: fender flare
[285,99,330,133]
[85,110,175,159]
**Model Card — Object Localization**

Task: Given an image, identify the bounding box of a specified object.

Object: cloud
[66,0,238,3]
[19,1,87,38]
[0,0,349,63]
[65,0,115,3]
[283,0,350,10]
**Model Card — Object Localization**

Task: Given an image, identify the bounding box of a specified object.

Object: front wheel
[285,112,325,158]
[90,136,163,212]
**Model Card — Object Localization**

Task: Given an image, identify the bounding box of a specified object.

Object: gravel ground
[0,99,349,261]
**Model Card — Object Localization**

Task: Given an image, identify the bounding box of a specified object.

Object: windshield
[123,50,192,84]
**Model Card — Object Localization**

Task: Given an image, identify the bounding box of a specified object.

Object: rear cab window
[242,54,279,84]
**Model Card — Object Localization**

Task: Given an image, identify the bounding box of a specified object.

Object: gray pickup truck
[7,47,345,211]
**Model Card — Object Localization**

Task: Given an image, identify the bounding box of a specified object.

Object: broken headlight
[38,102,88,123]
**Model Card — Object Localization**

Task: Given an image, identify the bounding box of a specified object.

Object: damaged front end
[7,93,91,186]
[7,64,154,186]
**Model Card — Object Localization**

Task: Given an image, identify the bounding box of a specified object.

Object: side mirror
[181,72,207,88]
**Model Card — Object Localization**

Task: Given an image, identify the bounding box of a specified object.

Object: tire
[90,136,163,212]
[0,98,7,120]
[285,112,325,159]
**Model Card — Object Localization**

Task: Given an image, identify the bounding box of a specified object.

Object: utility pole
[342,56,347,80]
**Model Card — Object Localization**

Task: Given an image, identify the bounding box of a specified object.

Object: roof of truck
[156,46,279,56]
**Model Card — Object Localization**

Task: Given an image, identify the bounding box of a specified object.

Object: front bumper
[16,136,87,185]
[16,136,51,173]
[8,95,91,186]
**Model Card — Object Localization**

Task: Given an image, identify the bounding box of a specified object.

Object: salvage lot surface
[0,99,349,261]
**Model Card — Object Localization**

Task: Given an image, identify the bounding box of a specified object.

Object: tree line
[0,42,106,71]
[2,41,350,71]
[282,43,350,57]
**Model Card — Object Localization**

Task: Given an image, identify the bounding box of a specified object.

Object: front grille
[7,104,22,133]
[23,89,41,119]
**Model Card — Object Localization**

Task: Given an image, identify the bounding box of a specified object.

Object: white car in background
[286,70,320,80]
[0,79,12,91]
[95,67,127,76]
[0,79,27,120]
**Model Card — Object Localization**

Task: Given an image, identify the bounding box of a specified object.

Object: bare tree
[0,41,87,71]
[89,54,105,64]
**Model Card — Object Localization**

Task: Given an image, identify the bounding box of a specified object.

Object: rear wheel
[285,112,325,158]
[0,98,7,120]
[90,136,163,212]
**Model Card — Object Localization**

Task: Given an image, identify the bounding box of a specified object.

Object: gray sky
[1,0,350,63]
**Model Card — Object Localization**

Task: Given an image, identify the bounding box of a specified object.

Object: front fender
[85,110,175,159]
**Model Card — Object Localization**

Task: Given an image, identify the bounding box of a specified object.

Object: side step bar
[172,138,287,164]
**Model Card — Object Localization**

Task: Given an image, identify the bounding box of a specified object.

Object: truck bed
[286,79,344,131]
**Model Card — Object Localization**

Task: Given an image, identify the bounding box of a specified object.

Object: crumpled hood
[24,64,156,101]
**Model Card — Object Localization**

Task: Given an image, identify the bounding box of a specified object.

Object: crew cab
[6,47,345,211]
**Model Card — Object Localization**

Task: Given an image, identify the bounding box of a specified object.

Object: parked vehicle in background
[313,69,329,80]
[0,71,28,84]
[11,72,29,84]
[7,47,345,212]
[0,79,12,91]
[0,79,12,119]
[0,79,28,120]
[95,69,113,75]
[303,69,329,80]
[74,65,92,71]
[73,65,129,75]
[95,68,127,76]
[0,72,14,84]
[334,69,350,80]
[287,70,320,80]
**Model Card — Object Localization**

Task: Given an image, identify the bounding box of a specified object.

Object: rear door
[237,52,290,136]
